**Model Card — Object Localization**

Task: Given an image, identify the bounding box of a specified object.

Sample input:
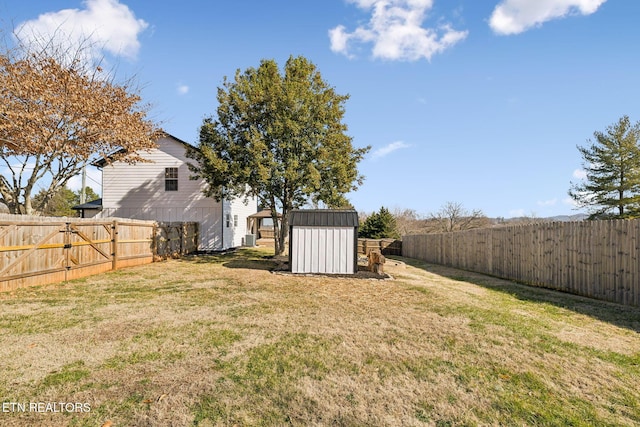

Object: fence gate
[65,222,115,281]
[0,220,117,291]
[1,217,197,292]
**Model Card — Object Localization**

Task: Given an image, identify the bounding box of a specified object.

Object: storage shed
[288,209,359,274]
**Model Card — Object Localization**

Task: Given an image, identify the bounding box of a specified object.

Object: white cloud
[537,198,557,207]
[330,0,468,61]
[573,168,587,179]
[489,0,607,35]
[177,84,189,95]
[15,0,148,62]
[509,208,526,217]
[371,141,411,159]
[328,26,354,58]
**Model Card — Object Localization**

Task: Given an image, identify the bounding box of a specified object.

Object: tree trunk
[24,196,33,215]
[276,216,288,256]
[272,212,282,255]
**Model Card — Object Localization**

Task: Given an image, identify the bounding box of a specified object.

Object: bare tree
[392,207,427,236]
[427,201,489,233]
[0,31,160,214]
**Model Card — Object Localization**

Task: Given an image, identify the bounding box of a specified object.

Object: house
[288,209,359,274]
[84,134,257,250]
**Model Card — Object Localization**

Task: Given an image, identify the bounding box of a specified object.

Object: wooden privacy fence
[357,238,402,256]
[403,220,640,306]
[154,222,199,258]
[0,215,198,293]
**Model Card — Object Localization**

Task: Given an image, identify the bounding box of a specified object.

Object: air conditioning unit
[244,234,256,247]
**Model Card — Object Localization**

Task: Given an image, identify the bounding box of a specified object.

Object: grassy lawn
[1,248,639,426]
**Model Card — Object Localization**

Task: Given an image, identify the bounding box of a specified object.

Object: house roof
[72,198,103,210]
[93,132,196,167]
[288,209,359,228]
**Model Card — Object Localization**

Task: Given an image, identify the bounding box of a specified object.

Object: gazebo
[247,209,282,246]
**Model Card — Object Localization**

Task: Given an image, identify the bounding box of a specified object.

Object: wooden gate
[0,219,71,289]
[0,218,156,292]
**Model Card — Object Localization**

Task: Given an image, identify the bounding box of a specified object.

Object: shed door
[291,226,354,274]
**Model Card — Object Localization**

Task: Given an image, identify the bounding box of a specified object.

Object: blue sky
[2,0,639,218]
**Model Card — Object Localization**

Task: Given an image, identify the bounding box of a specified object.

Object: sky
[2,0,639,218]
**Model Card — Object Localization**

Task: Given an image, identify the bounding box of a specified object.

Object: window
[226,214,238,228]
[165,167,178,191]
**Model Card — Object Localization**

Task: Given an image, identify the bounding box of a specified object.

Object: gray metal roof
[289,209,359,228]
[72,198,103,210]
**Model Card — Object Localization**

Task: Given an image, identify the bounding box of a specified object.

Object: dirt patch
[269,254,403,279]
[271,264,392,280]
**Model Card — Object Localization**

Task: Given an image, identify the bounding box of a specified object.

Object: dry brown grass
[1,248,639,426]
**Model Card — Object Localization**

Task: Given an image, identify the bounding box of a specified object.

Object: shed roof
[289,209,359,228]
[72,198,103,210]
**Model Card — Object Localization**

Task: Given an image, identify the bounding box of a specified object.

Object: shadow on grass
[184,248,390,278]
[183,248,280,271]
[398,256,640,334]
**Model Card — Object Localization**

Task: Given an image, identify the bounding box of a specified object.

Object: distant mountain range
[546,214,589,222]
[497,214,588,224]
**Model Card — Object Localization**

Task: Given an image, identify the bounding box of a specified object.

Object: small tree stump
[368,250,386,275]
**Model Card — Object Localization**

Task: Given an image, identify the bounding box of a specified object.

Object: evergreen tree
[359,206,400,239]
[32,186,100,217]
[188,56,370,255]
[33,187,76,217]
[569,115,640,219]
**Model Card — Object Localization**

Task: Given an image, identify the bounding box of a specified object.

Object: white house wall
[98,136,256,250]
[223,194,258,248]
[290,226,355,274]
[100,206,223,250]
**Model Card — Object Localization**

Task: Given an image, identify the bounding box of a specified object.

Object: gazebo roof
[248,209,282,219]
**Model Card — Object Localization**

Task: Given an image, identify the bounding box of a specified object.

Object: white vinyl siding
[223,193,258,247]
[101,137,211,210]
[100,206,223,250]
[99,135,257,250]
[290,226,355,274]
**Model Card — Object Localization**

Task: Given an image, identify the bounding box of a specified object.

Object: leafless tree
[391,207,428,235]
[427,201,490,233]
[0,30,161,214]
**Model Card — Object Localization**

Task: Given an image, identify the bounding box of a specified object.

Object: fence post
[112,220,118,271]
[181,223,187,255]
[195,223,200,252]
[151,223,157,259]
[64,222,71,281]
